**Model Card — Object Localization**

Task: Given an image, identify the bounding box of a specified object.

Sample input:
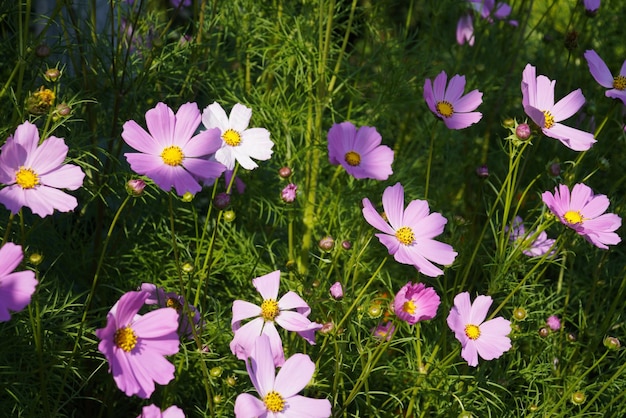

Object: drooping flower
[122,102,225,196]
[521,64,596,151]
[234,335,331,418]
[372,321,395,341]
[329,282,343,299]
[230,270,322,366]
[201,102,274,171]
[583,50,626,105]
[541,183,621,249]
[0,242,37,322]
[137,404,185,418]
[456,14,474,46]
[583,0,600,12]
[327,121,394,180]
[546,315,561,331]
[446,292,512,367]
[424,71,483,129]
[95,290,180,398]
[362,182,458,277]
[507,216,556,257]
[140,283,201,339]
[392,282,440,325]
[456,0,516,46]
[0,121,85,217]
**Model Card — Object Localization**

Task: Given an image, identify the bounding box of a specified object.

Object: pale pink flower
[424,71,483,129]
[137,404,185,418]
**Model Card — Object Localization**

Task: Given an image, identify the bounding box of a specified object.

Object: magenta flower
[0,121,84,217]
[457,0,515,46]
[362,182,458,277]
[281,183,298,203]
[122,102,226,196]
[393,282,440,325]
[372,321,395,341]
[521,64,596,151]
[230,270,322,366]
[507,216,556,257]
[546,315,561,331]
[137,404,185,418]
[234,335,331,417]
[0,242,37,322]
[140,283,201,339]
[584,50,626,105]
[446,292,512,367]
[202,102,274,171]
[542,183,621,249]
[329,282,343,299]
[327,121,394,180]
[584,0,600,12]
[424,71,483,129]
[95,291,180,398]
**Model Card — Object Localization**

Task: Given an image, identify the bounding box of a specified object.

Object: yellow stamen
[34,87,55,106]
[613,75,626,90]
[402,300,416,315]
[465,324,481,340]
[436,101,454,118]
[344,151,361,166]
[166,297,182,311]
[161,146,184,166]
[261,299,279,321]
[563,210,583,225]
[15,167,39,189]
[395,226,415,245]
[263,391,285,412]
[114,326,138,352]
[543,110,555,129]
[222,129,242,146]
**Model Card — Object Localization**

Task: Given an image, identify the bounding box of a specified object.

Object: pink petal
[444,111,482,129]
[535,75,556,110]
[468,294,492,325]
[274,353,315,397]
[122,120,162,155]
[232,300,262,329]
[39,164,85,190]
[249,334,276,396]
[278,291,311,316]
[552,89,586,122]
[173,102,201,147]
[546,123,596,151]
[145,103,176,147]
[433,71,448,102]
[283,395,332,418]
[460,341,480,367]
[0,242,24,275]
[521,64,537,108]
[253,270,281,300]
[362,198,395,235]
[181,128,222,157]
[584,50,614,88]
[133,308,179,340]
[0,271,37,319]
[423,78,438,114]
[23,186,79,217]
[382,183,405,231]
[443,74,467,104]
[28,136,68,175]
[453,89,482,113]
[569,183,594,212]
[234,393,266,417]
[230,317,264,360]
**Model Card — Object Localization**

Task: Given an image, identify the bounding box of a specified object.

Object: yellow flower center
[465,324,481,340]
[260,299,279,321]
[344,151,361,166]
[264,390,285,412]
[222,129,242,146]
[34,87,55,106]
[436,101,454,118]
[543,110,555,129]
[563,210,584,225]
[613,75,626,90]
[395,226,415,245]
[402,300,416,315]
[166,297,182,311]
[161,145,184,166]
[15,167,39,189]
[114,326,138,352]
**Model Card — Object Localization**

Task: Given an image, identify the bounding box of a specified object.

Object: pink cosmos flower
[424,71,483,129]
[584,50,626,105]
[446,292,512,367]
[392,282,440,325]
[234,335,331,417]
[122,102,226,196]
[327,121,394,180]
[456,14,475,46]
[507,216,556,257]
[202,102,274,171]
[137,404,185,418]
[0,242,37,322]
[280,183,298,203]
[0,121,85,217]
[521,64,596,151]
[541,183,621,249]
[95,290,180,398]
[583,0,600,12]
[372,321,395,341]
[546,315,561,331]
[456,1,516,46]
[230,270,322,366]
[362,182,458,277]
[140,283,201,339]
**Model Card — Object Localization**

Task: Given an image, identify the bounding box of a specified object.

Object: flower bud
[126,179,146,196]
[341,240,352,250]
[181,262,194,273]
[182,192,194,202]
[570,391,586,405]
[475,165,489,179]
[567,332,577,342]
[55,103,71,117]
[35,44,51,58]
[281,183,298,203]
[546,315,561,331]
[44,68,61,82]
[278,166,292,178]
[604,336,621,350]
[548,162,561,177]
[213,192,231,209]
[515,123,531,140]
[513,307,527,321]
[225,375,237,387]
[29,253,44,266]
[329,282,343,299]
[367,302,383,318]
[319,321,334,334]
[223,210,236,222]
[210,366,223,377]
[538,327,549,338]
[318,236,334,251]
